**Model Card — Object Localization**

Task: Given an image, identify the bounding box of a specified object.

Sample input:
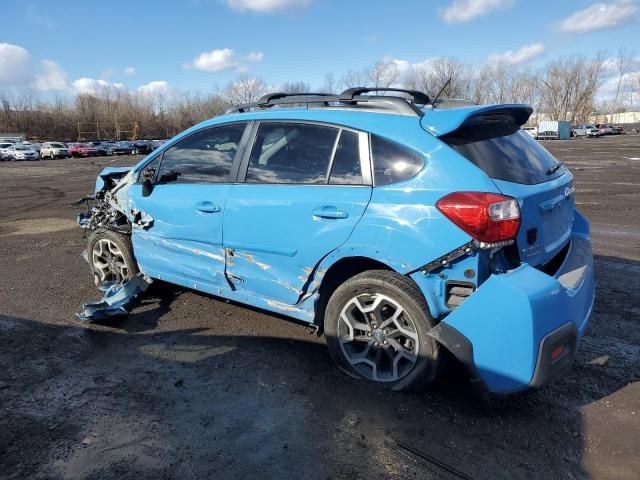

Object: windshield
[51,143,65,148]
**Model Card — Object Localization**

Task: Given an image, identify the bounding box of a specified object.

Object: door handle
[312,206,349,219]
[195,201,221,213]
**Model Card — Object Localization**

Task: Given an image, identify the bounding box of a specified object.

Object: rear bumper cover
[428,212,594,394]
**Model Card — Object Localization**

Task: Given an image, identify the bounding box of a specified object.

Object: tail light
[436,192,520,244]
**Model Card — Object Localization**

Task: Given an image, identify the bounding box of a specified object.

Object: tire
[324,270,442,392]
[87,229,138,285]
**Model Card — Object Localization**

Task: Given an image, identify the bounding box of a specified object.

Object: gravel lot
[1,136,639,480]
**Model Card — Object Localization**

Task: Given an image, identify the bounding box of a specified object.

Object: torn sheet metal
[130,208,154,229]
[76,273,152,321]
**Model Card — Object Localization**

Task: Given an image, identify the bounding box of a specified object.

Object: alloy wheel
[92,238,129,283]
[338,293,419,382]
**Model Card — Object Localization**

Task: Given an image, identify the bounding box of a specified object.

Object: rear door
[128,122,249,288]
[439,111,574,267]
[223,121,372,305]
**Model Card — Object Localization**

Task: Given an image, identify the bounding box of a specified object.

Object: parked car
[133,140,154,155]
[96,142,125,156]
[118,141,135,155]
[151,139,167,150]
[40,142,71,159]
[69,143,98,157]
[0,142,14,160]
[5,144,39,161]
[573,125,601,137]
[77,88,594,397]
[596,124,615,135]
[611,125,625,135]
[521,126,538,139]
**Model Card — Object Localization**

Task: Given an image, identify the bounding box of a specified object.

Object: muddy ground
[0,135,639,480]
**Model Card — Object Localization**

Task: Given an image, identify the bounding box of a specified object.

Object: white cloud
[123,66,136,76]
[0,43,32,86]
[34,60,68,90]
[441,0,512,23]
[72,78,126,95]
[227,0,310,14]
[560,1,638,34]
[247,51,263,62]
[487,43,545,65]
[389,57,437,83]
[185,48,263,72]
[137,80,173,97]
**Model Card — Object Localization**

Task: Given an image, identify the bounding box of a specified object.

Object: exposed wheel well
[315,256,392,327]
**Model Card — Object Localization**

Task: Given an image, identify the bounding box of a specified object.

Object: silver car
[574,125,600,137]
[40,142,71,159]
[0,142,14,161]
[6,144,39,161]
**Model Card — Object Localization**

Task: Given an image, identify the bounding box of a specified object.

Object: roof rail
[227,87,431,117]
[339,87,430,105]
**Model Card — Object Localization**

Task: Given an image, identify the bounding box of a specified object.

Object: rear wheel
[324,270,442,392]
[87,230,138,285]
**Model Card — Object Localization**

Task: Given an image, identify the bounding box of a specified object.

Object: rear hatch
[423,105,574,268]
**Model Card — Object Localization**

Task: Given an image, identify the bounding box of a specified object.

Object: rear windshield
[441,114,564,185]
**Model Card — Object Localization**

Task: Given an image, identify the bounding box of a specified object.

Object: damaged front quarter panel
[76,167,140,233]
[75,166,156,322]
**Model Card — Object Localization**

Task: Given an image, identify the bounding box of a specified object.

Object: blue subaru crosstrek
[78,88,595,396]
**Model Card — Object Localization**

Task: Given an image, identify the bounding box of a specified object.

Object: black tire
[324,270,442,392]
[87,229,138,286]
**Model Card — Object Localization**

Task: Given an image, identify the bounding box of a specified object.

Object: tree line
[1,50,638,141]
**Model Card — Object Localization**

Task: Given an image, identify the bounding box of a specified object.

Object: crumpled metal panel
[76,273,153,321]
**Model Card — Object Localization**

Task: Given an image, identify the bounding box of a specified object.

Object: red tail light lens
[436,192,520,243]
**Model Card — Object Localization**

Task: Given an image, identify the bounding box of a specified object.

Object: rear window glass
[441,115,564,185]
[371,135,425,186]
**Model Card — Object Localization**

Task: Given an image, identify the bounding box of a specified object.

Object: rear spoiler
[420,104,533,137]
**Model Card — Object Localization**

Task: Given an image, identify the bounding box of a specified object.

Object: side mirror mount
[142,178,154,197]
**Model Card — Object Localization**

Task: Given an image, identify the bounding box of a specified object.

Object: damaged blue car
[77,88,595,395]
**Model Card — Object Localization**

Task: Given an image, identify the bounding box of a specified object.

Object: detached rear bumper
[430,212,595,394]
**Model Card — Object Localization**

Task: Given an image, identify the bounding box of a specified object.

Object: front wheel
[324,270,442,392]
[87,229,138,285]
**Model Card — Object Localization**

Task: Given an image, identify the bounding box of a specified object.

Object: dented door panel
[128,183,230,288]
[223,185,372,304]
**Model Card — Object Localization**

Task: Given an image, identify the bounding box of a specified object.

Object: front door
[223,122,372,305]
[129,122,248,289]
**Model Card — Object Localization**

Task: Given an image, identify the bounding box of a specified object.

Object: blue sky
[1,0,639,97]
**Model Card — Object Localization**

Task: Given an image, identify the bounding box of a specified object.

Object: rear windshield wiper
[546,161,564,176]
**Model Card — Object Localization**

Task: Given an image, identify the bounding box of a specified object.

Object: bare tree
[281,81,311,94]
[610,48,639,119]
[538,53,606,122]
[321,72,339,94]
[341,69,369,89]
[223,74,267,105]
[367,61,399,89]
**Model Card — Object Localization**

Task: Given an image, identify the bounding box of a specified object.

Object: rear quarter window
[441,115,564,185]
[371,135,425,186]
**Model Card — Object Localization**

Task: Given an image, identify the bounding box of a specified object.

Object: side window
[329,131,363,185]
[156,123,246,184]
[246,123,338,184]
[371,135,425,186]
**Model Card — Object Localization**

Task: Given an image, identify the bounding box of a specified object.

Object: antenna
[431,77,452,108]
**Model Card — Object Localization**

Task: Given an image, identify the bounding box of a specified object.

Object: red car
[68,143,98,157]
